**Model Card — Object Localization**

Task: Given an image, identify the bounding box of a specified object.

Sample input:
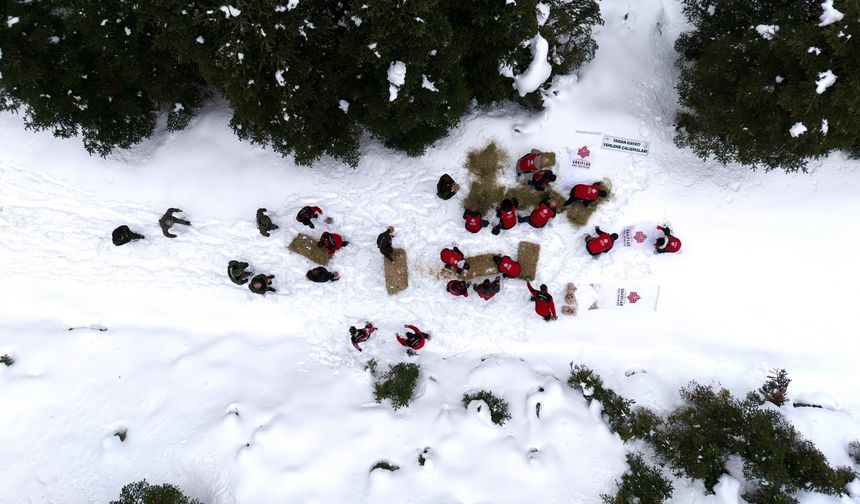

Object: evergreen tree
[675,0,860,172]
[0,0,206,156]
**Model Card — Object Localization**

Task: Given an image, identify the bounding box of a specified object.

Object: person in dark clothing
[306,266,340,283]
[563,182,608,207]
[491,198,519,235]
[350,322,376,352]
[527,169,557,191]
[228,260,252,285]
[493,255,522,278]
[474,277,501,301]
[249,274,276,295]
[440,246,470,274]
[518,198,557,228]
[584,226,619,256]
[654,225,682,254]
[159,208,191,238]
[256,208,279,237]
[437,174,460,200]
[296,205,323,228]
[526,282,557,321]
[377,226,396,262]
[463,207,490,233]
[111,225,144,246]
[318,231,349,255]
[396,324,429,350]
[446,279,471,297]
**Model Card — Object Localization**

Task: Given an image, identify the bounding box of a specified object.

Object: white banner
[568,130,602,170]
[601,134,650,156]
[618,224,661,250]
[590,284,660,311]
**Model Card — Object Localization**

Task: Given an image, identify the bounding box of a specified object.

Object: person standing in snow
[111,225,145,246]
[563,182,607,207]
[159,208,191,238]
[306,267,340,283]
[377,226,396,262]
[318,231,349,255]
[296,205,323,228]
[440,246,470,274]
[228,260,252,285]
[518,198,558,229]
[396,324,429,350]
[493,255,522,279]
[526,282,557,321]
[516,149,553,177]
[249,274,276,295]
[491,198,519,235]
[584,226,619,257]
[446,279,471,297]
[527,169,557,191]
[437,174,460,200]
[654,225,682,254]
[350,322,376,352]
[256,208,279,237]
[474,277,501,301]
[463,206,490,233]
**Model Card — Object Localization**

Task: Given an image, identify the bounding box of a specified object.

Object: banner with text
[618,223,661,250]
[601,134,650,156]
[568,130,602,170]
[590,284,660,311]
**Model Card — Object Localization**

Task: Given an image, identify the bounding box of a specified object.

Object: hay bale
[517,241,540,281]
[542,151,556,167]
[384,248,409,295]
[466,141,508,185]
[287,233,331,266]
[565,178,612,228]
[439,253,500,281]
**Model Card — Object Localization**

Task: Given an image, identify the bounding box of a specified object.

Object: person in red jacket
[518,198,558,228]
[349,322,376,352]
[527,169,557,191]
[516,149,553,177]
[318,231,349,255]
[491,198,519,235]
[296,205,323,228]
[446,279,470,297]
[474,277,501,301]
[463,206,489,233]
[441,246,470,274]
[563,182,608,207]
[396,324,429,350]
[584,226,618,257]
[493,255,522,279]
[527,282,557,321]
[654,225,682,254]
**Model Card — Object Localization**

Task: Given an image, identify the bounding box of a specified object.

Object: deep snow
[1,0,859,503]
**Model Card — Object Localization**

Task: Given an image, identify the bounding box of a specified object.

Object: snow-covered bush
[567,364,641,440]
[756,368,791,406]
[674,0,860,172]
[848,440,860,463]
[0,354,14,367]
[370,461,400,472]
[462,390,512,426]
[110,480,202,504]
[373,362,420,411]
[601,453,673,504]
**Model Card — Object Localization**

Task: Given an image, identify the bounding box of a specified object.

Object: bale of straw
[517,241,541,281]
[383,248,409,295]
[288,233,332,266]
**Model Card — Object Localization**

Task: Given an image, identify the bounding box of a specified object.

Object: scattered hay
[439,253,500,281]
[517,241,540,281]
[383,248,409,295]
[463,184,506,214]
[466,141,508,185]
[287,233,331,266]
[565,178,613,227]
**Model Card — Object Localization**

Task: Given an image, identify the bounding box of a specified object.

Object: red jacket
[498,205,518,230]
[497,256,521,278]
[463,210,484,234]
[321,232,344,255]
[532,170,554,189]
[396,325,426,350]
[586,232,615,255]
[518,152,540,173]
[529,202,556,228]
[447,280,469,297]
[297,205,322,222]
[572,183,600,201]
[440,248,465,268]
[527,282,557,319]
[657,226,682,253]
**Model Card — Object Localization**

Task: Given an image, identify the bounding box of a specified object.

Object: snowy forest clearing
[2,0,860,503]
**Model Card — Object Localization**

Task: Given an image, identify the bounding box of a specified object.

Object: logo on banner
[634,231,647,243]
[571,145,592,169]
[627,291,641,304]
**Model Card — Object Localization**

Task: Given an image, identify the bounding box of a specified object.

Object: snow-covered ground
[1,0,859,502]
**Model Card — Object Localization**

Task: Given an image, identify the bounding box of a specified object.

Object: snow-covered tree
[674,0,860,172]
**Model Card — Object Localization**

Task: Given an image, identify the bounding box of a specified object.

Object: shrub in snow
[462,390,512,426]
[0,354,14,367]
[110,480,202,504]
[601,453,673,504]
[567,364,655,441]
[370,461,400,472]
[674,0,860,172]
[373,362,420,411]
[756,368,791,407]
[848,440,860,463]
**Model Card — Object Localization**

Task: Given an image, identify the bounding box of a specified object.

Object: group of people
[111,207,192,246]
[349,322,429,352]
